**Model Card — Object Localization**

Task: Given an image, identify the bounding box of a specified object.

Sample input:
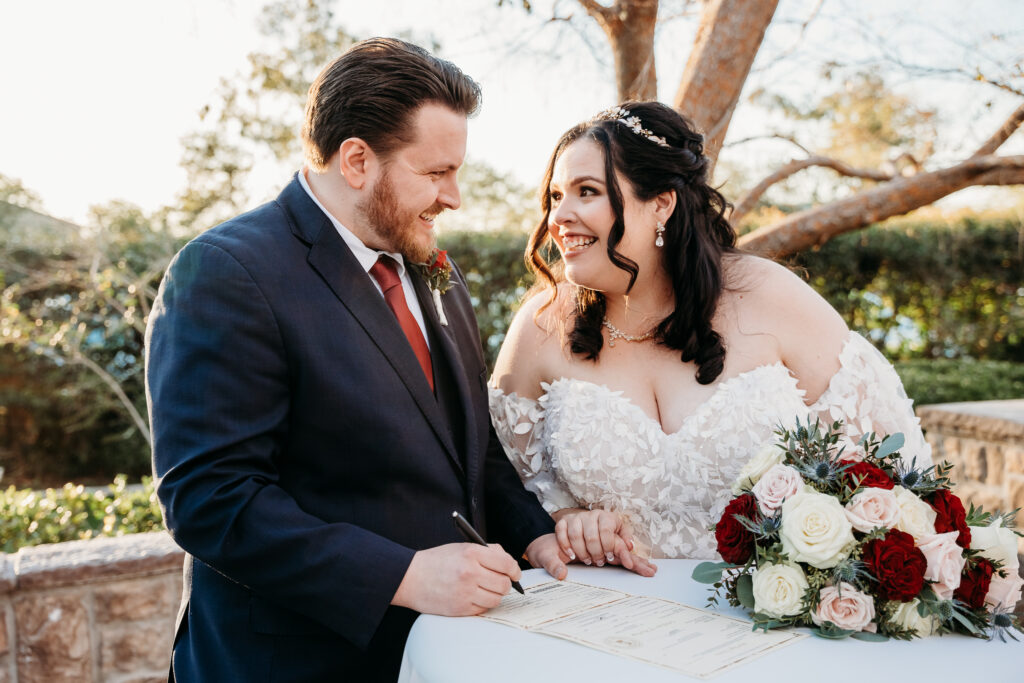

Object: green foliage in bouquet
[0,475,164,553]
[693,419,1024,642]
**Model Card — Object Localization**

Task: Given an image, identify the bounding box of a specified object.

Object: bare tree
[515,0,1024,257]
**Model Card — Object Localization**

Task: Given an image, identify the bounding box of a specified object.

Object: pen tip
[451,511,458,518]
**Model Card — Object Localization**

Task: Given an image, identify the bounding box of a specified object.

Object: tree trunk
[673,0,778,169]
[738,154,1024,258]
[578,0,659,101]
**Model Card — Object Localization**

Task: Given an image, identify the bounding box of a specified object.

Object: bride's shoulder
[491,285,567,398]
[723,253,841,327]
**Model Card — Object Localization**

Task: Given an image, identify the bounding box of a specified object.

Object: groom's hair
[303,37,481,171]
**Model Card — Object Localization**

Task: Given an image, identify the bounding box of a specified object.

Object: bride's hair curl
[526,101,737,385]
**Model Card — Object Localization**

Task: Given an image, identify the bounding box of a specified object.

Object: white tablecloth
[398,560,1024,683]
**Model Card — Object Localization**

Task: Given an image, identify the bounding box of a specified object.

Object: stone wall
[918,398,1024,557]
[0,532,183,683]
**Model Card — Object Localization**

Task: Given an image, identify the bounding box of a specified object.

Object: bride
[489,102,932,573]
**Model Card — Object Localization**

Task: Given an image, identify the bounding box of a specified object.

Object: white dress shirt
[298,168,430,347]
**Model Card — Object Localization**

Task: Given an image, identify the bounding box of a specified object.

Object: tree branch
[970,101,1024,157]
[674,0,779,169]
[575,0,615,26]
[731,155,895,225]
[67,349,152,445]
[724,134,812,156]
[738,154,1024,258]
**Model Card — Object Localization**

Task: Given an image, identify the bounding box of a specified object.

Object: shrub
[895,359,1024,407]
[0,475,164,553]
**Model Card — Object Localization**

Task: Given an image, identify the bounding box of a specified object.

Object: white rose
[752,563,809,618]
[889,599,939,637]
[892,486,937,540]
[779,490,856,569]
[917,531,966,601]
[844,487,901,533]
[812,582,876,632]
[732,442,785,495]
[970,519,1021,572]
[751,464,803,516]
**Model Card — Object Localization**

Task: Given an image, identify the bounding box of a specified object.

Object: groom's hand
[391,543,522,616]
[524,533,570,580]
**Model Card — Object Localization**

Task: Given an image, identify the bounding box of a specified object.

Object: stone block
[1005,445,1024,475]
[99,620,173,675]
[15,533,184,592]
[14,592,90,683]
[116,676,167,683]
[1006,475,1024,516]
[956,481,1006,514]
[940,436,962,468]
[961,440,989,481]
[94,576,175,624]
[986,444,1005,485]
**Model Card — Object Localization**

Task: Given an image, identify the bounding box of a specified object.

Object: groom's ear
[337,138,377,190]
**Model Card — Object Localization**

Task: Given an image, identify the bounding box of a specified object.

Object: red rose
[430,249,448,272]
[929,489,971,548]
[862,529,927,602]
[841,461,895,491]
[954,558,995,610]
[715,494,758,565]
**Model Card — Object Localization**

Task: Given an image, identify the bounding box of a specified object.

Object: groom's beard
[363,169,438,264]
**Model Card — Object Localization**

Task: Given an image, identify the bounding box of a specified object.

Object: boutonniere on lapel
[413,248,453,326]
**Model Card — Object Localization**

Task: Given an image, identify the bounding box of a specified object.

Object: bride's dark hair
[527,101,737,384]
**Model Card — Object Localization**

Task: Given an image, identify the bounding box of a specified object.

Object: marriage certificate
[480,580,805,679]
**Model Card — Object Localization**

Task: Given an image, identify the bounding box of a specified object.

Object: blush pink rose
[985,571,1024,612]
[751,464,803,515]
[917,531,966,600]
[844,487,901,533]
[811,582,876,632]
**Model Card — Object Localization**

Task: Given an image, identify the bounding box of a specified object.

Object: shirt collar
[297,167,407,277]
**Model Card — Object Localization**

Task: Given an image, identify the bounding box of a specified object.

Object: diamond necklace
[602,317,655,347]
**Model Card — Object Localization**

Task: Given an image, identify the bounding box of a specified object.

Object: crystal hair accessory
[593,106,670,147]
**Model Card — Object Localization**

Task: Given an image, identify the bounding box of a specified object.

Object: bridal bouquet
[692,419,1023,641]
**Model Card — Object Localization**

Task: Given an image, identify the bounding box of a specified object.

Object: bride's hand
[553,509,656,577]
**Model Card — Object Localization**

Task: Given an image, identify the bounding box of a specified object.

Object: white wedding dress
[489,332,932,560]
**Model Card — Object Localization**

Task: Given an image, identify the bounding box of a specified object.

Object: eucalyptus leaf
[851,631,890,642]
[812,626,854,639]
[875,433,905,459]
[691,561,732,584]
[951,610,981,634]
[736,573,755,609]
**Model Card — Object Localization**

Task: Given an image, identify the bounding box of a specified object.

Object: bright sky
[1,0,1021,225]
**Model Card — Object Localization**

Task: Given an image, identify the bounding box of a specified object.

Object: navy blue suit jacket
[145,175,553,682]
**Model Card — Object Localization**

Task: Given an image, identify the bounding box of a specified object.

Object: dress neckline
[542,362,796,437]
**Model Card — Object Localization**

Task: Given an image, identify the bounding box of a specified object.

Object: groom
[146,38,566,682]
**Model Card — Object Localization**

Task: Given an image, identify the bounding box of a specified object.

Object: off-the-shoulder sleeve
[488,386,577,514]
[809,332,933,467]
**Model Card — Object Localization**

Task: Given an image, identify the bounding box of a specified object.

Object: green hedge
[895,358,1024,407]
[791,216,1023,361]
[0,475,163,553]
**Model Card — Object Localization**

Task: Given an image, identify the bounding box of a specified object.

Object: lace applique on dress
[489,331,931,560]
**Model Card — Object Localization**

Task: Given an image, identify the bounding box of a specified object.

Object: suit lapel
[280,178,464,477]
[411,273,479,485]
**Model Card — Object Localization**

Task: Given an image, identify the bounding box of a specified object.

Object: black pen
[451,511,525,595]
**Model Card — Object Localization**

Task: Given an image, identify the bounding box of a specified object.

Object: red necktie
[369,256,434,391]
